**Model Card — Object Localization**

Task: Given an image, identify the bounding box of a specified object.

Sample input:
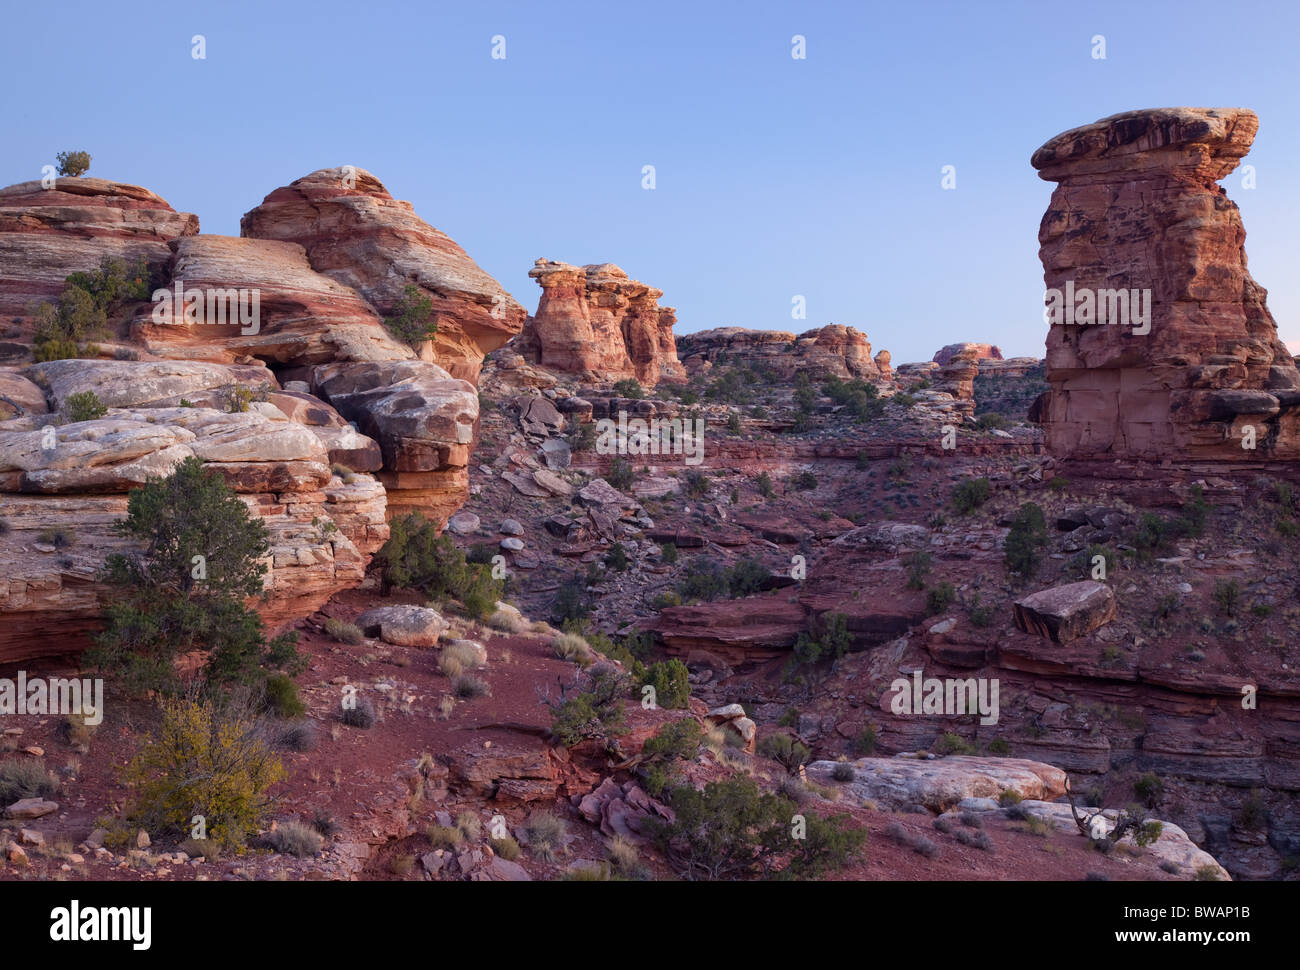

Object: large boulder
[1013,580,1116,644]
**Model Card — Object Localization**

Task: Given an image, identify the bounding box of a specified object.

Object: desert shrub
[822,376,884,421]
[374,512,503,620]
[757,734,812,775]
[455,812,481,840]
[792,611,852,666]
[0,758,58,803]
[925,582,956,616]
[121,696,284,849]
[975,412,1008,430]
[37,526,74,549]
[263,673,306,718]
[551,575,591,623]
[86,457,303,697]
[791,470,818,491]
[933,731,974,755]
[648,775,865,880]
[383,283,437,347]
[987,738,1011,755]
[905,551,931,590]
[968,594,996,627]
[952,477,991,513]
[756,472,775,499]
[268,719,317,753]
[443,640,485,673]
[955,828,994,851]
[724,556,769,597]
[524,811,566,863]
[177,837,222,862]
[545,667,629,747]
[61,390,108,423]
[452,674,490,699]
[1004,502,1048,577]
[1238,789,1268,829]
[640,659,691,709]
[659,541,679,564]
[426,825,462,850]
[1212,579,1241,616]
[684,470,711,498]
[267,820,323,857]
[341,697,376,728]
[490,835,521,860]
[606,458,636,490]
[641,719,703,796]
[831,762,856,782]
[890,392,916,409]
[679,558,728,602]
[1134,771,1164,808]
[612,378,644,400]
[605,542,629,572]
[852,725,878,756]
[552,632,592,663]
[323,618,364,645]
[998,788,1022,806]
[56,150,92,176]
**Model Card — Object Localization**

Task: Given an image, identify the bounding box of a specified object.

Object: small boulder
[1013,581,1116,644]
[355,605,449,647]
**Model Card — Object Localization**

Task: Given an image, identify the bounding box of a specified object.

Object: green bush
[264,673,306,718]
[641,659,691,709]
[546,667,629,747]
[612,378,645,400]
[86,457,303,696]
[648,775,866,880]
[933,731,974,755]
[383,284,437,347]
[792,611,852,665]
[606,457,636,490]
[660,542,678,564]
[374,512,503,620]
[952,477,991,514]
[266,820,323,857]
[679,558,728,602]
[605,542,629,572]
[925,582,956,615]
[1212,579,1241,616]
[551,575,591,623]
[791,470,818,491]
[61,390,109,423]
[324,617,364,644]
[1004,502,1048,576]
[757,733,812,774]
[121,696,284,849]
[1134,771,1164,807]
[724,557,769,597]
[756,472,775,499]
[852,725,877,756]
[56,150,92,177]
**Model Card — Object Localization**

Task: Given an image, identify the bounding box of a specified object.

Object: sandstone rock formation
[0,359,387,662]
[241,167,526,382]
[0,178,198,345]
[933,342,1002,366]
[676,325,886,382]
[516,260,684,386]
[1032,107,1300,464]
[0,166,524,658]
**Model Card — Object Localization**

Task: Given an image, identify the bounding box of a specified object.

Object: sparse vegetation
[383,283,437,348]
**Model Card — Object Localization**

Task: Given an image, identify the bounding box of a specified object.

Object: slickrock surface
[516,259,684,386]
[1032,107,1300,463]
[676,324,885,381]
[241,167,525,382]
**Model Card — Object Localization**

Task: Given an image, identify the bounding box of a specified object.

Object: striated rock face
[933,345,979,420]
[0,359,387,662]
[934,342,1002,366]
[1032,107,1300,463]
[133,235,409,365]
[517,260,684,386]
[676,325,885,382]
[0,178,197,328]
[241,167,526,382]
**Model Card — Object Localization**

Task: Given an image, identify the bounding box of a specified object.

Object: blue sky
[4,0,1298,362]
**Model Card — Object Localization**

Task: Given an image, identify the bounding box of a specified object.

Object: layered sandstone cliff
[1032,107,1300,463]
[0,168,520,658]
[676,325,887,382]
[516,259,684,386]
